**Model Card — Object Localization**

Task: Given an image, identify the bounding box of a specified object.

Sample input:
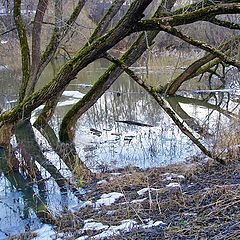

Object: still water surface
[0,57,239,238]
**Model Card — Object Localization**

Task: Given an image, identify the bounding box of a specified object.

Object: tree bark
[59,0,176,142]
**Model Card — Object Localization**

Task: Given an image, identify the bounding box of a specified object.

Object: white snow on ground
[166,182,181,188]
[110,173,121,176]
[183,212,197,217]
[76,236,89,240]
[130,198,147,204]
[31,218,166,239]
[137,187,161,195]
[62,91,85,99]
[82,220,109,231]
[95,192,124,208]
[80,200,93,209]
[78,218,166,239]
[162,173,185,181]
[92,219,137,239]
[97,180,108,185]
[32,224,56,240]
[143,219,166,228]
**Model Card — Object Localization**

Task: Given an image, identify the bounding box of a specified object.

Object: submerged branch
[165,36,240,95]
[105,54,225,164]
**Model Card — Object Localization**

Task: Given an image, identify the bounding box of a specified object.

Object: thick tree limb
[172,0,240,15]
[158,24,240,69]
[33,0,86,130]
[209,17,240,30]
[0,0,153,124]
[136,3,240,31]
[27,0,49,96]
[165,36,240,95]
[59,0,176,142]
[13,0,31,102]
[35,0,124,130]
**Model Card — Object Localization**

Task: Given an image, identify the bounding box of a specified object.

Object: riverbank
[11,156,240,240]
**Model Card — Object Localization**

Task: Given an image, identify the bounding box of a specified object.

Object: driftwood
[116,120,153,127]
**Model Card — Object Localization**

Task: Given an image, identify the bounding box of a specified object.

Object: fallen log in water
[116,120,153,127]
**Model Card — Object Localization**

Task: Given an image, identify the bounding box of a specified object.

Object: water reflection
[51,70,240,169]
[0,59,240,237]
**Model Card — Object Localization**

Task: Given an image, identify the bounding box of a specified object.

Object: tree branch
[27,0,49,96]
[89,0,125,42]
[39,0,86,79]
[165,36,240,95]
[172,0,240,15]
[158,24,240,69]
[13,0,31,102]
[59,0,176,142]
[136,3,240,31]
[209,16,240,30]
[104,53,225,164]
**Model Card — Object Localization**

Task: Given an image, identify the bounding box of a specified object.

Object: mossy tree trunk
[59,0,177,143]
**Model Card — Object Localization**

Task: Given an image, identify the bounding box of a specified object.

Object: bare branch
[27,0,49,96]
[209,17,240,30]
[13,0,31,102]
[105,53,225,164]
[158,24,240,69]
[173,0,240,15]
[39,0,86,79]
[136,3,240,31]
[165,36,240,95]
[89,0,125,42]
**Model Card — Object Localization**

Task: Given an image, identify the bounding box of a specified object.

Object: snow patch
[80,201,93,208]
[95,192,124,208]
[93,219,137,239]
[62,91,85,99]
[76,236,89,240]
[162,173,185,181]
[183,212,197,217]
[97,180,108,185]
[82,221,109,231]
[110,173,121,176]
[131,198,147,204]
[137,187,160,196]
[32,224,56,240]
[166,182,181,188]
[143,219,166,228]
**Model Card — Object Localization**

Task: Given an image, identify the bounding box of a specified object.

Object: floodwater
[0,55,240,238]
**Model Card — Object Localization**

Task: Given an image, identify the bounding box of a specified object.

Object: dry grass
[49,157,240,239]
[9,157,239,239]
[213,121,240,161]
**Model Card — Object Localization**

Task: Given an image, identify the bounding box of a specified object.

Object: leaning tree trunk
[59,0,177,143]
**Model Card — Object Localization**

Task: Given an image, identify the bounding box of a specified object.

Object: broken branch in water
[116,120,153,127]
